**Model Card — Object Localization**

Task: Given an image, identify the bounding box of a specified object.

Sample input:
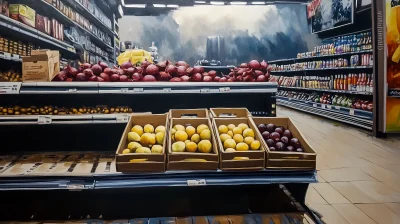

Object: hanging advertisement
[311,0,354,33]
[385,0,400,132]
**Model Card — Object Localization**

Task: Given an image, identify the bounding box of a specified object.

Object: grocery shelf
[278,86,372,95]
[0,51,22,62]
[270,66,373,73]
[16,82,278,94]
[268,49,373,63]
[277,96,372,130]
[0,114,130,125]
[0,14,76,54]
[388,88,400,97]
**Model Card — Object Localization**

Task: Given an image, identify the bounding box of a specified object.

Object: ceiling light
[210,1,225,5]
[195,1,206,3]
[153,4,166,7]
[124,4,146,8]
[167,4,179,8]
[252,1,265,4]
[230,1,247,4]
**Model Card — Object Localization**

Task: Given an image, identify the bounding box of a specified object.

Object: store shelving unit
[270,66,373,73]
[268,49,373,63]
[279,86,373,95]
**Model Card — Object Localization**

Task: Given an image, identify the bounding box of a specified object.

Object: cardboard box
[10,4,36,27]
[213,118,265,170]
[22,50,60,82]
[251,117,317,170]
[168,118,218,170]
[169,109,209,118]
[116,114,168,173]
[210,108,252,118]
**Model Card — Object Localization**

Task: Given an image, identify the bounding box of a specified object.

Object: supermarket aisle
[277,106,400,224]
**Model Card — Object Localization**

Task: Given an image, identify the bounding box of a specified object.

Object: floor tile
[305,186,328,205]
[386,203,400,216]
[309,204,349,224]
[312,183,351,204]
[317,174,326,183]
[351,181,400,203]
[356,204,400,224]
[330,182,377,203]
[318,167,376,182]
[362,165,400,183]
[332,204,377,224]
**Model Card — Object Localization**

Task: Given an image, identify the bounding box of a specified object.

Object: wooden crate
[251,117,317,170]
[210,108,252,118]
[212,118,265,170]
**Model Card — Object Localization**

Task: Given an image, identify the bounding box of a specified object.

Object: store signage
[187,179,206,186]
[0,82,21,94]
[307,0,321,19]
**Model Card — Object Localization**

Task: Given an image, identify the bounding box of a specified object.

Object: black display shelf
[277,96,372,130]
[0,114,130,125]
[279,86,373,95]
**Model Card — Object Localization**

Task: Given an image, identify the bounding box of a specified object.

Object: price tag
[187,179,206,186]
[335,106,341,110]
[68,88,77,92]
[327,105,332,109]
[349,109,355,116]
[133,88,143,92]
[38,115,52,124]
[313,104,317,107]
[116,114,129,123]
[3,52,11,59]
[12,54,20,60]
[219,87,230,92]
[163,88,172,93]
[120,88,129,93]
[200,89,210,93]
[321,104,326,109]
[0,82,21,94]
[66,184,85,190]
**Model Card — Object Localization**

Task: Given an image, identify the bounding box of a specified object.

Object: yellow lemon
[236,142,249,151]
[151,145,163,154]
[224,139,236,149]
[233,127,243,135]
[233,134,244,144]
[173,124,185,131]
[122,149,131,154]
[225,148,236,152]
[186,126,196,138]
[238,123,249,131]
[220,134,232,143]
[197,124,209,134]
[155,132,165,145]
[185,141,198,152]
[155,125,166,134]
[171,128,177,135]
[218,125,228,134]
[140,133,156,146]
[191,134,200,144]
[227,124,236,131]
[175,130,188,142]
[244,137,255,145]
[227,130,234,137]
[200,129,211,140]
[127,142,142,152]
[172,141,185,152]
[144,124,155,133]
[127,132,140,142]
[198,140,212,153]
[250,140,261,150]
[243,128,255,138]
[136,147,151,153]
[131,125,143,136]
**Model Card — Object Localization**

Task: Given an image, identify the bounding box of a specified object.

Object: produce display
[0,105,132,115]
[278,91,373,111]
[171,124,213,153]
[258,123,303,152]
[122,124,166,154]
[0,68,21,82]
[217,123,261,152]
[54,59,271,82]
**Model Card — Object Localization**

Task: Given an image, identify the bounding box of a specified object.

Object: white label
[327,105,332,109]
[349,109,355,116]
[68,88,77,92]
[66,184,85,190]
[133,88,143,92]
[120,88,129,93]
[3,52,11,58]
[219,87,230,92]
[38,115,52,124]
[12,54,20,60]
[321,104,326,109]
[116,114,129,123]
[313,104,317,107]
[200,89,210,93]
[163,88,171,92]
[335,106,341,110]
[0,82,21,94]
[187,179,206,186]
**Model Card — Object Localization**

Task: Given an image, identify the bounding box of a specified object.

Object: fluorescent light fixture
[153,4,166,7]
[124,4,146,8]
[230,1,247,4]
[167,4,179,8]
[252,1,265,4]
[210,1,225,5]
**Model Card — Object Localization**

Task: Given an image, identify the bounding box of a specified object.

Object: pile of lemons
[122,124,165,154]
[218,123,261,152]
[171,124,213,153]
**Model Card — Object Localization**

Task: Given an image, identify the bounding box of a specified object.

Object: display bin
[212,118,266,170]
[250,117,317,170]
[210,108,252,118]
[167,118,219,170]
[116,114,168,172]
[169,109,209,118]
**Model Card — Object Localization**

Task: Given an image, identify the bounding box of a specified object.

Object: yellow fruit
[172,141,186,152]
[185,141,198,152]
[186,126,196,138]
[171,128,177,135]
[200,129,211,140]
[218,125,228,134]
[224,139,236,149]
[227,124,236,131]
[236,142,249,151]
[233,134,244,144]
[127,142,142,152]
[197,124,209,134]
[173,124,185,131]
[175,130,188,141]
[136,147,151,153]
[151,145,163,154]
[155,132,165,145]
[244,137,255,145]
[185,140,190,144]
[155,125,166,134]
[131,125,143,136]
[198,140,212,153]
[122,149,131,154]
[172,134,175,142]
[250,140,261,150]
[140,133,156,146]
[243,128,255,138]
[233,127,243,135]
[220,134,232,143]
[227,130,234,137]
[191,134,200,144]
[127,132,141,142]
[238,123,249,131]
[144,124,155,133]
[225,148,236,152]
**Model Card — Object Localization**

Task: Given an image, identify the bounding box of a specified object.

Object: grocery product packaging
[210,108,252,118]
[251,117,316,169]
[116,114,167,172]
[9,4,36,27]
[213,117,265,170]
[1,1,9,17]
[22,50,60,82]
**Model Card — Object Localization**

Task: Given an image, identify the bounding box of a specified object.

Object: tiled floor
[278,106,400,224]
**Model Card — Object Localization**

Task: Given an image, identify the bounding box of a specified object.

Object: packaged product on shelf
[22,50,60,82]
[1,0,9,17]
[9,4,36,27]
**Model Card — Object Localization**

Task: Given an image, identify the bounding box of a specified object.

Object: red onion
[110,74,120,82]
[100,73,110,81]
[248,60,260,70]
[229,72,235,77]
[166,65,177,76]
[120,75,129,82]
[157,60,168,71]
[244,75,254,82]
[76,73,86,81]
[121,60,133,70]
[143,75,156,82]
[214,76,221,82]
[132,73,142,82]
[88,76,97,81]
[99,61,108,70]
[66,78,73,82]
[104,68,113,76]
[146,64,159,75]
[254,70,264,77]
[83,69,94,79]
[260,60,268,70]
[159,72,172,81]
[175,61,188,67]
[219,77,227,82]
[181,75,190,82]
[236,76,243,82]
[208,70,217,78]
[117,69,125,76]
[186,67,194,76]
[193,66,204,74]
[177,66,187,77]
[82,63,91,70]
[203,76,213,82]
[126,67,135,76]
[141,59,151,69]
[240,63,248,68]
[53,72,66,81]
[111,68,118,74]
[227,78,234,82]
[237,68,248,75]
[191,73,202,82]
[256,75,267,82]
[136,67,143,74]
[91,64,102,76]
[97,77,105,82]
[66,66,78,77]
[170,77,182,82]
